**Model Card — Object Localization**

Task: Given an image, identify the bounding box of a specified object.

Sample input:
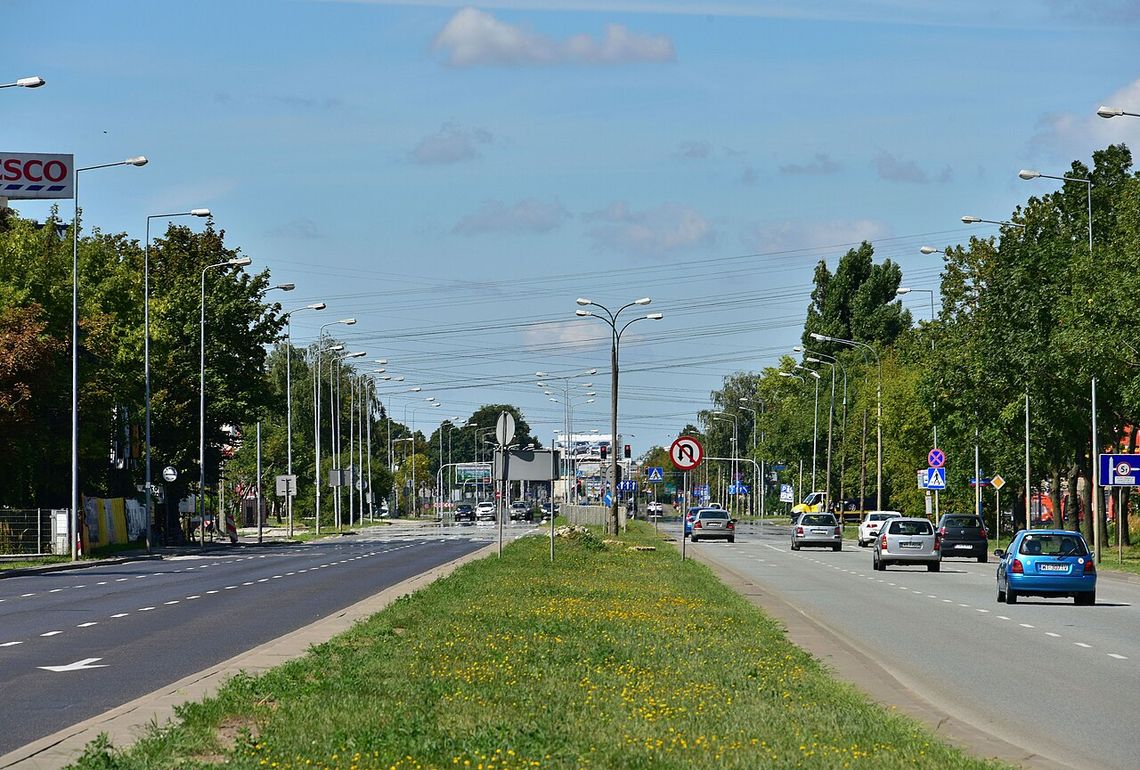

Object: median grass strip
[69,525,1008,769]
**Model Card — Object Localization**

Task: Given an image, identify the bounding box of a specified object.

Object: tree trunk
[1065,462,1079,532]
[1078,459,1093,543]
[1050,469,1062,530]
[859,410,867,511]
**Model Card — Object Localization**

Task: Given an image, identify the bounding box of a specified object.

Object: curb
[0,540,499,770]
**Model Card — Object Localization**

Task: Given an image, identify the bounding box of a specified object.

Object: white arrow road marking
[39,657,108,672]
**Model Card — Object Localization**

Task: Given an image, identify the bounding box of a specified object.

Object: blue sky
[6,0,1140,453]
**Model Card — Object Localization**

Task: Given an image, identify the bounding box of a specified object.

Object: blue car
[995,529,1096,605]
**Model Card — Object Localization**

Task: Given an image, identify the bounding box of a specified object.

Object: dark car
[509,501,533,522]
[454,504,475,524]
[937,514,988,562]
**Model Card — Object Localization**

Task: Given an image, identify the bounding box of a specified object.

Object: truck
[791,491,828,515]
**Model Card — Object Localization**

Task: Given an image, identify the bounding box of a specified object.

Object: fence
[0,509,65,556]
[563,504,627,530]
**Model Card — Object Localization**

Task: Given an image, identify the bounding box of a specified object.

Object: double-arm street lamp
[314,319,356,533]
[737,398,766,517]
[575,298,663,534]
[793,365,822,491]
[198,256,253,543]
[281,302,326,535]
[71,156,148,559]
[794,345,849,508]
[143,208,211,551]
[809,332,882,511]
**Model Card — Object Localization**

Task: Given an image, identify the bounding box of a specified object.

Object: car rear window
[1018,534,1087,557]
[700,511,729,519]
[888,520,933,536]
[801,514,836,526]
[944,516,982,527]
[868,513,899,522]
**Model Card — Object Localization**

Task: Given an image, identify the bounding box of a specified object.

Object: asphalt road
[0,526,497,755]
[691,521,1140,770]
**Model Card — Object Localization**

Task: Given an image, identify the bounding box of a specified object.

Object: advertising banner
[1,153,74,199]
[456,462,491,482]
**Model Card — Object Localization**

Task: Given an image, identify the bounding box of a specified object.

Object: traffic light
[624,444,631,459]
[600,445,608,460]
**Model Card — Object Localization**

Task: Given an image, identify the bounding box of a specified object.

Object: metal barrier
[0,508,67,556]
[562,504,627,530]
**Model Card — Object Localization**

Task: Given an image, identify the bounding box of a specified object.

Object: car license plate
[900,541,921,549]
[708,522,722,528]
[954,544,972,550]
[1039,564,1068,572]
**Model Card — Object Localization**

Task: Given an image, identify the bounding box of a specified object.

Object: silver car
[791,512,842,551]
[689,508,735,543]
[873,517,940,571]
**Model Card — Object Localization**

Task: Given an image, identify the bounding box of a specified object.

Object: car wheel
[978,554,988,563]
[833,544,842,552]
[1076,591,1096,606]
[873,555,882,570]
[791,541,800,551]
[1006,589,1018,604]
[928,562,940,572]
[728,536,735,543]
[691,535,699,543]
[997,587,1006,603]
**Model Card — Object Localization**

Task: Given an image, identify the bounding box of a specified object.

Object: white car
[475,501,496,522]
[647,501,664,517]
[857,511,903,547]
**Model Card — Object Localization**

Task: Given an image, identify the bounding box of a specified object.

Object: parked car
[454,504,475,524]
[791,491,828,515]
[874,517,940,571]
[936,514,988,562]
[690,508,735,543]
[683,508,700,537]
[509,501,533,522]
[791,512,842,551]
[857,511,902,547]
[647,500,664,517]
[475,501,496,522]
[995,530,1096,605]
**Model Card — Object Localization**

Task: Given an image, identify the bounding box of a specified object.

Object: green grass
[66,523,1009,770]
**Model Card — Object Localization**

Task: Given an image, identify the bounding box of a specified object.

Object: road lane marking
[958,603,970,607]
[77,622,98,628]
[40,631,62,637]
[1074,642,1092,648]
[1,641,23,647]
[139,607,155,612]
[257,578,269,583]
[942,599,953,603]
[1019,623,1035,628]
[1046,632,1061,638]
[111,613,128,618]
[1109,653,1128,660]
[997,615,1011,620]
[206,590,218,594]
[116,578,129,582]
[49,589,63,593]
[164,600,180,605]
[186,595,201,599]
[21,593,35,597]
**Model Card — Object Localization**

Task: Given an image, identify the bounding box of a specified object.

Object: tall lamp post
[794,365,822,491]
[897,286,938,518]
[281,302,326,536]
[0,75,45,89]
[810,332,882,511]
[314,319,356,533]
[331,350,367,527]
[737,398,765,517]
[143,207,210,551]
[198,256,252,544]
[794,347,848,504]
[778,370,807,498]
[575,297,663,534]
[71,156,148,559]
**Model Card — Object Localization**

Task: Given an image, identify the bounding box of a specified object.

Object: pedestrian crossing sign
[924,467,946,490]
[647,466,664,482]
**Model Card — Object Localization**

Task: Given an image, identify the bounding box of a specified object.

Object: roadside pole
[681,471,688,561]
[256,422,263,544]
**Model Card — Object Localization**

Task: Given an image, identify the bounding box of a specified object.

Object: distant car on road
[509,501,532,522]
[689,508,735,543]
[874,517,940,571]
[936,514,988,562]
[791,512,842,551]
[475,501,496,522]
[995,530,1095,605]
[454,504,475,524]
[857,511,902,547]
[647,500,664,517]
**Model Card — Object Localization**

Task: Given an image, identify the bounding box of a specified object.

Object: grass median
[70,524,1007,770]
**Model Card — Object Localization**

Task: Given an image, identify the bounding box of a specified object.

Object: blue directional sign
[923,468,946,490]
[618,480,638,492]
[728,483,750,494]
[1099,453,1140,487]
[968,477,992,488]
[646,466,665,482]
[603,492,613,507]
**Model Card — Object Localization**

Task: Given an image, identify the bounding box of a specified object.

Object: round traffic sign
[669,436,704,471]
[1116,461,1132,477]
[162,466,178,483]
[927,448,945,469]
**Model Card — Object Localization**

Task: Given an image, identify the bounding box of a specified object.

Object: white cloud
[744,218,891,253]
[411,123,494,164]
[433,7,674,67]
[453,198,570,235]
[521,319,600,351]
[1027,78,1140,159]
[584,201,714,257]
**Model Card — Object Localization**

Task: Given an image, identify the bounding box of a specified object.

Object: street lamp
[1097,105,1140,119]
[1018,168,1093,258]
[331,350,367,528]
[794,365,822,491]
[795,345,850,510]
[0,75,45,89]
[198,256,252,545]
[314,318,355,534]
[960,215,1027,229]
[737,397,766,517]
[810,332,883,512]
[574,297,662,534]
[142,208,211,551]
[70,156,148,559]
[281,302,326,535]
[711,411,739,510]
[537,368,599,505]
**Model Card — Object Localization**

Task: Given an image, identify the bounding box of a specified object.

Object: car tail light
[1084,560,1096,574]
[933,532,941,551]
[796,526,804,536]
[938,526,947,537]
[727,521,735,530]
[880,534,887,551]
[694,521,702,529]
[980,529,988,540]
[834,527,841,536]
[1011,559,1024,574]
